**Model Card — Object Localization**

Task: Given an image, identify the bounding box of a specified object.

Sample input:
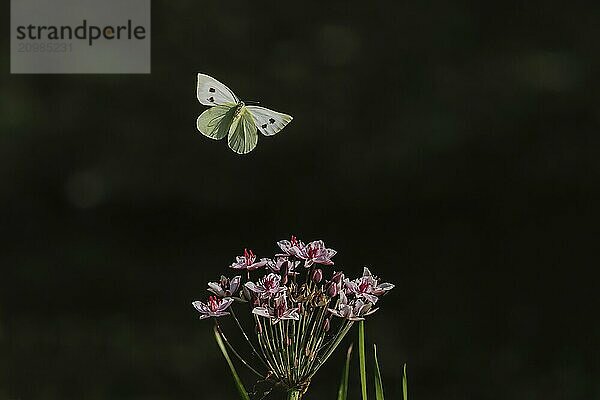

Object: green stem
[215,321,265,378]
[230,309,269,368]
[288,389,303,400]
[359,321,368,400]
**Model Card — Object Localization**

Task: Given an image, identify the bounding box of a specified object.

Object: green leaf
[213,326,251,400]
[373,344,384,400]
[358,321,368,400]
[402,364,408,400]
[337,344,353,400]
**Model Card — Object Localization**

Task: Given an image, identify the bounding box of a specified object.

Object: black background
[1,1,599,399]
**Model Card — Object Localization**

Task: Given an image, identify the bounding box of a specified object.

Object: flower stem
[230,308,269,368]
[359,321,367,400]
[215,321,265,378]
[288,389,303,400]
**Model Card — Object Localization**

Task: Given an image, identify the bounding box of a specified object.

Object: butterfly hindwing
[227,107,258,154]
[197,103,237,140]
[197,73,239,106]
[246,105,293,136]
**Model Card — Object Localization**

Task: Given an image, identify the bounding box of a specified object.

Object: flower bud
[281,262,289,276]
[311,268,323,283]
[326,282,338,297]
[220,275,229,287]
[241,286,252,302]
[331,271,344,285]
[280,262,290,285]
[323,317,331,332]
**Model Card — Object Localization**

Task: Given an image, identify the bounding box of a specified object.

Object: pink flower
[277,236,336,267]
[252,295,300,324]
[328,291,378,321]
[296,240,337,268]
[277,235,306,257]
[192,296,233,319]
[207,275,241,298]
[245,273,286,297]
[345,267,394,304]
[266,255,300,275]
[229,248,269,271]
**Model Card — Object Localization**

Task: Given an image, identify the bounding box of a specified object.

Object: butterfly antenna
[245,100,261,106]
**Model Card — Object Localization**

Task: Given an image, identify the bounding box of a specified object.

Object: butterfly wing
[197,103,237,140]
[197,73,239,106]
[246,106,293,136]
[227,107,258,154]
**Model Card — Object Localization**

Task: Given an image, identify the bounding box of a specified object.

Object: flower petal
[314,256,334,265]
[245,282,262,293]
[284,309,300,320]
[377,282,395,291]
[310,240,325,249]
[277,240,292,253]
[363,293,379,304]
[207,282,225,297]
[328,308,342,317]
[365,307,379,316]
[217,297,234,312]
[349,315,365,321]
[252,306,272,319]
[230,276,241,294]
[212,311,230,317]
[192,301,209,313]
[247,259,268,271]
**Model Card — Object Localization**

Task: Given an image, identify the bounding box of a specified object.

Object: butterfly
[196,73,293,154]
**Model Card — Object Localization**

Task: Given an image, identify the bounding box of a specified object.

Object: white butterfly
[196,73,293,154]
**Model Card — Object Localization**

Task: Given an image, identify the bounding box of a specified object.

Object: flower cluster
[192,236,394,394]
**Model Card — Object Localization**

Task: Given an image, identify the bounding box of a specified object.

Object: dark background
[1,1,599,399]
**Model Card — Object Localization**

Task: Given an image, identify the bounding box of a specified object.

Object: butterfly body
[196,73,293,154]
[233,101,246,119]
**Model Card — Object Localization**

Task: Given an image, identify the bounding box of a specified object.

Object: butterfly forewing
[197,73,239,106]
[246,106,293,136]
[227,107,258,154]
[197,103,237,140]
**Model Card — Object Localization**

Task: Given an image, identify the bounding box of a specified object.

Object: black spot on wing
[208,96,214,102]
[209,87,216,93]
[269,118,275,124]
[261,124,267,128]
